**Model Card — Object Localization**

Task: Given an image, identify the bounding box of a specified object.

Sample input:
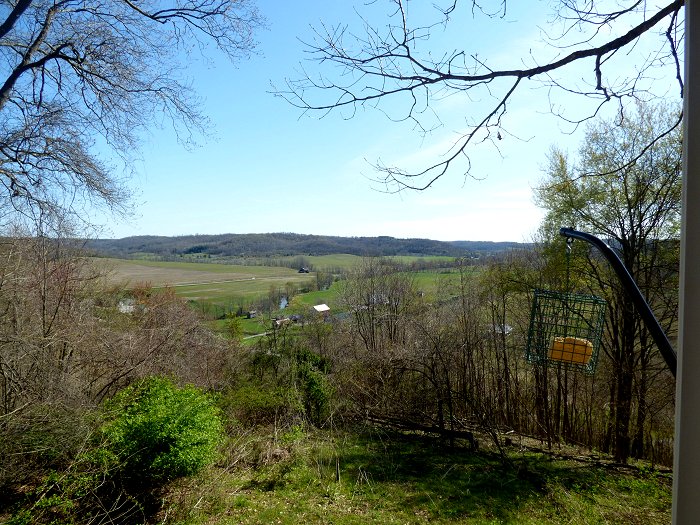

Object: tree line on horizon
[86,233,527,259]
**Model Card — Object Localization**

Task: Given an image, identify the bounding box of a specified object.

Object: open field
[94,258,315,303]
[122,253,458,272]
[303,254,456,270]
[94,258,478,332]
[289,286,340,310]
[166,278,299,303]
[97,258,310,286]
[302,254,363,269]
[94,257,470,304]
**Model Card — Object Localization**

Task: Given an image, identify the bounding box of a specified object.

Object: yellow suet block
[549,336,594,365]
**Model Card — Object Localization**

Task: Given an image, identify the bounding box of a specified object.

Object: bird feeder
[525,289,606,374]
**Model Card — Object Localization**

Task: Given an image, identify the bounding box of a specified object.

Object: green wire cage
[525,289,607,374]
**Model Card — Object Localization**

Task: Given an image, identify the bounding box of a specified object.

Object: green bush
[220,383,303,427]
[101,377,222,485]
[298,364,333,427]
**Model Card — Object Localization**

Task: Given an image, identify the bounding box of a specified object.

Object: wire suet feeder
[526,226,677,377]
[525,289,606,374]
[525,236,607,374]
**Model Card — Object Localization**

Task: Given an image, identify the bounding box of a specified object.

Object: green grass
[102,257,307,277]
[164,430,672,524]
[288,282,342,310]
[172,279,300,302]
[209,316,269,337]
[304,254,457,270]
[98,258,481,327]
[388,255,457,264]
[305,254,364,270]
[97,257,316,307]
[274,254,456,271]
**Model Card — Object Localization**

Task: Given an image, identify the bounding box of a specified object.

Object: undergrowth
[158,427,672,525]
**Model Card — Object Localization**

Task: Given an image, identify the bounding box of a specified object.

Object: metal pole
[674,2,700,521]
[559,227,677,377]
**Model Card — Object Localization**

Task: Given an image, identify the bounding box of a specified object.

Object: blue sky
[95,1,678,242]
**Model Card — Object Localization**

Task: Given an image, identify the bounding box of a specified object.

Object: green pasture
[388,255,457,264]
[97,258,481,322]
[305,254,457,271]
[171,277,306,303]
[411,269,459,289]
[183,268,474,313]
[103,258,304,277]
[98,258,314,301]
[209,316,269,338]
[265,254,457,272]
[288,283,341,310]
[304,254,363,270]
[127,253,365,272]
[287,269,475,313]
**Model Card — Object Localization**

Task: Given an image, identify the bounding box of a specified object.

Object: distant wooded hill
[87,233,528,258]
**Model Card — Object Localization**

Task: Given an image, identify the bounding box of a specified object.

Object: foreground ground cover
[166,430,672,525]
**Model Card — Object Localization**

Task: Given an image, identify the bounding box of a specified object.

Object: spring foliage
[101,377,222,484]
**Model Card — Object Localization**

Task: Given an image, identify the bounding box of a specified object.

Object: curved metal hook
[559,227,677,377]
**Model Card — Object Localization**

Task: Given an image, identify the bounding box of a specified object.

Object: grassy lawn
[388,255,458,265]
[268,254,456,271]
[209,316,270,337]
[288,282,341,310]
[166,430,671,524]
[171,278,303,303]
[305,254,364,270]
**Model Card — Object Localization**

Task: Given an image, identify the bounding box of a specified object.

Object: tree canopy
[537,101,682,244]
[0,0,262,231]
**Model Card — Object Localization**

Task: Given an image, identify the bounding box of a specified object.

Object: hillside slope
[88,233,527,258]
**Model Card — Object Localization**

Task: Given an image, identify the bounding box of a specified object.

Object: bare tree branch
[0,0,263,230]
[278,0,684,191]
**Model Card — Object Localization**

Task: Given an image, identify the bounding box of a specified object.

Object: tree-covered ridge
[87,233,528,258]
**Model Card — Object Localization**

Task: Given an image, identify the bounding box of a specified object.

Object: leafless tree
[340,257,415,353]
[278,0,683,191]
[0,0,262,227]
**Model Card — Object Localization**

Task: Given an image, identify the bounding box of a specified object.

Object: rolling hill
[87,233,528,259]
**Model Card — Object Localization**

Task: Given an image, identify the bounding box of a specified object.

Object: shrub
[220,383,303,427]
[298,364,333,427]
[5,445,142,525]
[101,377,222,485]
[0,403,92,492]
